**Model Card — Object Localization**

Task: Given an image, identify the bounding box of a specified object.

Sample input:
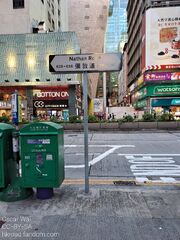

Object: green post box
[0,123,16,188]
[19,122,64,188]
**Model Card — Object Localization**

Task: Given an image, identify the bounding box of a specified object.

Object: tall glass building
[103,0,128,107]
[105,0,128,53]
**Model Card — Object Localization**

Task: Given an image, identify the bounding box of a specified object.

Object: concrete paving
[0,184,180,240]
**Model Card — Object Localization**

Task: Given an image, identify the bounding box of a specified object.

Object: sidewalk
[0,184,180,240]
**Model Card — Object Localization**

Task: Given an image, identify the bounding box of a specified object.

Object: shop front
[0,86,27,121]
[133,84,180,117]
[33,86,70,120]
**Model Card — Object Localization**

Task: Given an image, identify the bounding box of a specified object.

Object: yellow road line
[63,179,180,186]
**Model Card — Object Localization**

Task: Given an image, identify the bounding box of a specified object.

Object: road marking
[65,145,135,148]
[160,177,177,182]
[63,178,180,186]
[118,154,180,156]
[124,155,180,177]
[65,145,135,169]
[135,177,149,183]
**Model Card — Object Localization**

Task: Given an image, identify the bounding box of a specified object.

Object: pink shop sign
[144,72,180,81]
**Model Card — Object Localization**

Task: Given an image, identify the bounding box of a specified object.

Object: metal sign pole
[83,72,89,193]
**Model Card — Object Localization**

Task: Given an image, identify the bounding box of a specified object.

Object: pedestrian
[108,114,112,120]
[123,112,127,118]
[153,111,156,119]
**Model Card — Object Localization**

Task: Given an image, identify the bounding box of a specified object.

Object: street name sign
[49,53,121,73]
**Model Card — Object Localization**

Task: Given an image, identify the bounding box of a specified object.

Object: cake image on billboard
[146,6,180,70]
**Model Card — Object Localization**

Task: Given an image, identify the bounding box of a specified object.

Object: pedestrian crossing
[124,154,180,184]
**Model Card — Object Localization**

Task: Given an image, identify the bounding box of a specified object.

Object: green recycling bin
[0,123,16,188]
[19,122,64,188]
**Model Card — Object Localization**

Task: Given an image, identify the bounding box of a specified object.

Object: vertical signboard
[146,7,180,70]
[11,93,18,124]
[11,92,22,124]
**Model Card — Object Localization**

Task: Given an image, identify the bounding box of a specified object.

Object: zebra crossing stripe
[125,154,180,178]
[160,177,177,183]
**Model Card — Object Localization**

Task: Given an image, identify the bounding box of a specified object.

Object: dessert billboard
[145,7,180,70]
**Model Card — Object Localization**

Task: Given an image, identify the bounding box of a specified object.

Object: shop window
[13,0,24,9]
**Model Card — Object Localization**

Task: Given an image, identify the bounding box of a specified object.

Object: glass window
[52,20,55,30]
[52,4,54,15]
[58,21,61,28]
[48,11,51,23]
[13,0,24,9]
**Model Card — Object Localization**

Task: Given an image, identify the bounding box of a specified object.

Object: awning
[152,98,180,107]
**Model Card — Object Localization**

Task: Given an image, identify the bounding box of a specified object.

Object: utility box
[20,122,64,188]
[0,123,16,188]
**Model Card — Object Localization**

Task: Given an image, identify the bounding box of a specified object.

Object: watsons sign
[154,85,180,95]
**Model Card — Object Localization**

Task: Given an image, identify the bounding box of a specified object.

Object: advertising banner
[132,87,148,102]
[134,99,147,109]
[93,98,104,113]
[146,7,180,70]
[144,72,180,81]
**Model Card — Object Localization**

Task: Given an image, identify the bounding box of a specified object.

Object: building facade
[105,0,128,53]
[0,0,61,34]
[127,0,180,118]
[0,32,81,120]
[63,0,109,107]
[104,0,128,107]
[0,0,84,120]
[118,43,129,106]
